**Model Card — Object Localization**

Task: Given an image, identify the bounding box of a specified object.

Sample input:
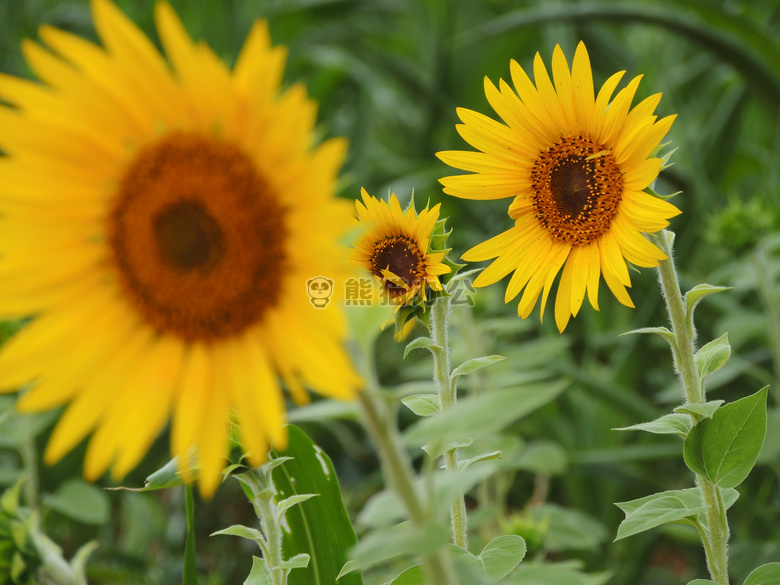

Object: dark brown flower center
[369,236,426,297]
[108,132,287,341]
[530,133,624,246]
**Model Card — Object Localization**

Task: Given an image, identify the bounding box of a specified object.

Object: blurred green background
[1,0,779,584]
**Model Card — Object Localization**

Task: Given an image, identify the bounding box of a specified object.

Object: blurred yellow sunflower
[438,42,680,332]
[353,188,451,306]
[0,0,361,496]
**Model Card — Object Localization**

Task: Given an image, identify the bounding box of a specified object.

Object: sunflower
[352,188,451,306]
[0,0,361,496]
[438,42,680,332]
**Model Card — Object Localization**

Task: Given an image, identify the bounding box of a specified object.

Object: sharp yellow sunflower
[438,42,680,331]
[353,188,451,306]
[0,0,361,496]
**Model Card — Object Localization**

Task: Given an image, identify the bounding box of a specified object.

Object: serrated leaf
[42,479,110,525]
[383,564,424,585]
[685,284,732,324]
[401,394,440,417]
[450,355,506,380]
[694,333,731,378]
[615,492,707,541]
[271,426,362,585]
[619,326,676,345]
[675,400,724,419]
[211,524,263,542]
[615,413,692,438]
[458,450,502,471]
[244,556,271,585]
[683,387,768,488]
[403,337,442,358]
[405,381,567,448]
[744,562,780,585]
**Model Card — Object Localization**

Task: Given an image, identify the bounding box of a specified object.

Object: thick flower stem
[240,468,286,585]
[430,295,469,549]
[652,230,730,585]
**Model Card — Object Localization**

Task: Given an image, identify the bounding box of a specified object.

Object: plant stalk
[430,295,469,549]
[652,230,730,585]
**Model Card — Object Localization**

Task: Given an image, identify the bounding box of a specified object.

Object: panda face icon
[307,276,334,308]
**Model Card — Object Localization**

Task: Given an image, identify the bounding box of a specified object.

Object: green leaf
[339,522,449,577]
[686,581,718,585]
[383,565,424,585]
[511,562,608,585]
[458,450,502,471]
[744,562,780,585]
[694,333,731,378]
[479,535,526,580]
[42,479,110,525]
[401,394,440,417]
[276,494,318,517]
[675,400,724,419]
[615,413,693,438]
[530,504,608,552]
[404,381,568,448]
[683,387,768,488]
[403,337,442,358]
[244,556,271,585]
[271,425,362,585]
[512,441,568,475]
[450,355,506,381]
[278,554,311,571]
[615,490,708,541]
[211,524,263,542]
[422,437,473,460]
[685,284,732,325]
[619,326,675,345]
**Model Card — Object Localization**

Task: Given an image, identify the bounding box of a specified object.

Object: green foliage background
[0,0,779,584]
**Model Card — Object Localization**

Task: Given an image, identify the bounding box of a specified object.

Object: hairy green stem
[652,230,730,584]
[240,468,287,585]
[357,393,454,585]
[430,295,469,549]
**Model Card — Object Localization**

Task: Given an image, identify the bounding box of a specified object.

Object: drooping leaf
[403,336,442,358]
[458,450,502,471]
[683,387,768,488]
[685,284,733,326]
[619,326,675,346]
[272,425,362,585]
